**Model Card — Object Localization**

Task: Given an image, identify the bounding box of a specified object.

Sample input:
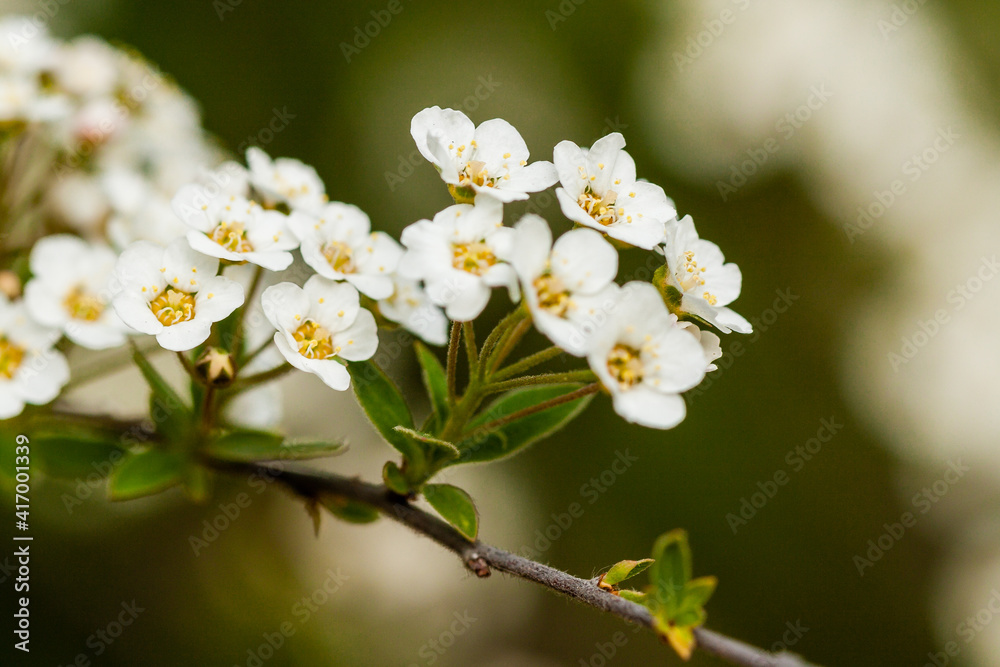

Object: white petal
[261,283,310,334]
[410,107,474,164]
[156,319,212,351]
[330,308,378,361]
[510,214,552,281]
[194,276,245,323]
[505,160,558,194]
[171,184,214,231]
[162,238,219,293]
[612,387,687,430]
[186,230,243,263]
[113,294,163,335]
[303,276,360,331]
[551,228,618,294]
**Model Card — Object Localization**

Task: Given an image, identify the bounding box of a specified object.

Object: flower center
[63,286,105,321]
[533,273,570,317]
[0,336,25,380]
[578,187,624,227]
[150,287,196,326]
[458,160,495,189]
[607,344,643,389]
[452,241,496,276]
[677,251,717,305]
[210,221,253,253]
[322,241,355,274]
[294,319,334,359]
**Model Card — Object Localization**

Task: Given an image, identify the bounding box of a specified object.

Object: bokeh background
[4,0,1000,665]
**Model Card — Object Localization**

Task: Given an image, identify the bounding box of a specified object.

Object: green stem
[199,385,216,434]
[462,321,478,379]
[492,345,565,381]
[478,307,528,376]
[465,383,600,437]
[231,362,293,390]
[483,370,597,396]
[445,321,461,403]
[240,336,274,369]
[176,351,203,385]
[487,318,532,374]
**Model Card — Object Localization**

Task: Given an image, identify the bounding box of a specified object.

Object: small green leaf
[394,426,460,465]
[31,434,124,480]
[382,461,411,495]
[618,589,649,604]
[602,559,655,587]
[183,465,213,503]
[132,345,193,443]
[452,385,593,465]
[650,529,692,616]
[108,449,185,501]
[414,341,449,420]
[203,430,345,463]
[658,621,696,661]
[320,494,380,524]
[682,575,718,609]
[347,361,421,461]
[424,483,478,541]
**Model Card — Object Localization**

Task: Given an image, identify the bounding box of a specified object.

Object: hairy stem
[483,370,597,396]
[446,321,461,403]
[492,345,565,381]
[214,460,820,667]
[470,383,600,436]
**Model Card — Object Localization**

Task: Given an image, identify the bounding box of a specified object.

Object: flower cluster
[0,19,749,432]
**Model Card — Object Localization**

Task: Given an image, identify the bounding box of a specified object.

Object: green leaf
[382,461,411,495]
[31,433,124,480]
[107,449,185,501]
[347,361,420,461]
[657,621,696,661]
[602,559,655,587]
[320,494,380,524]
[132,345,192,442]
[682,575,718,610]
[451,385,593,465]
[650,529,692,616]
[423,483,478,541]
[414,341,449,420]
[618,589,649,604]
[394,426,460,465]
[203,430,345,463]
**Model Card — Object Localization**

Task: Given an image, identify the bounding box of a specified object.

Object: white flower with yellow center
[587,282,707,430]
[377,276,449,346]
[288,202,403,300]
[23,235,129,350]
[398,197,518,322]
[111,239,245,351]
[553,133,676,250]
[410,107,557,203]
[676,319,723,372]
[172,188,298,271]
[246,147,328,213]
[0,294,70,420]
[261,277,379,391]
[658,215,751,334]
[510,215,619,356]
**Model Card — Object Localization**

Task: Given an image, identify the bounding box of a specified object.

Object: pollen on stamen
[503,152,511,159]
[318,298,325,304]
[208,293,214,298]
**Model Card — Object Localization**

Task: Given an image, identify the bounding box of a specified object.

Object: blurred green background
[9,0,998,664]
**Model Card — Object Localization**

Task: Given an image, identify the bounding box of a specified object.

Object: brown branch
[219,461,822,667]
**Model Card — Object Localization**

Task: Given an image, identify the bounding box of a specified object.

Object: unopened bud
[195,347,235,386]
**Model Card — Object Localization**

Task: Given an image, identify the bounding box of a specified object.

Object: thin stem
[231,362,293,390]
[63,340,160,391]
[240,336,273,369]
[199,385,216,433]
[478,307,528,376]
[211,460,821,667]
[462,321,478,379]
[488,318,532,374]
[469,383,600,436]
[483,370,597,396]
[176,351,203,385]
[492,345,567,382]
[446,321,461,403]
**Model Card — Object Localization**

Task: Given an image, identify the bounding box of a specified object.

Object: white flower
[52,37,120,99]
[587,282,707,430]
[289,202,403,299]
[553,133,676,250]
[45,173,110,237]
[378,276,449,346]
[410,106,557,203]
[261,277,379,391]
[0,294,69,420]
[676,319,723,372]
[246,147,327,213]
[172,188,298,271]
[398,197,518,322]
[0,17,57,75]
[658,215,751,334]
[111,239,245,352]
[23,235,128,350]
[104,170,189,248]
[509,215,619,356]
